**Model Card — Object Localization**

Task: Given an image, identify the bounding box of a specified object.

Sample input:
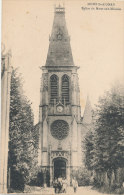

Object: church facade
[38,6,90,185]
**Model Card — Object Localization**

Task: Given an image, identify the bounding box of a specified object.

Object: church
[38,5,92,186]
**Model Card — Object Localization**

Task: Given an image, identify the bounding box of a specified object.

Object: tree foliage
[9,68,38,189]
[84,83,124,190]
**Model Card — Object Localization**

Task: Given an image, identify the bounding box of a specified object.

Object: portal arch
[53,157,67,179]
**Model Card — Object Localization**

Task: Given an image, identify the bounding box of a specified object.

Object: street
[23,185,112,195]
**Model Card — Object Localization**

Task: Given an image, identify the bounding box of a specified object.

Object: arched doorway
[54,158,66,179]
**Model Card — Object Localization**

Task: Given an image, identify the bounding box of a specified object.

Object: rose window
[51,120,69,140]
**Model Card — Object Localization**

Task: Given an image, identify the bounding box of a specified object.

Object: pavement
[22,185,112,195]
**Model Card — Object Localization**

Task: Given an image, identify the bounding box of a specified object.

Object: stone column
[38,122,42,166]
[71,73,77,105]
[49,146,53,186]
[42,117,48,150]
[67,165,70,186]
[77,124,82,166]
[43,168,47,187]
[72,117,78,168]
[0,51,12,193]
[38,76,43,165]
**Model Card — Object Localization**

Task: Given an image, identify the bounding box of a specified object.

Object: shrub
[71,168,93,186]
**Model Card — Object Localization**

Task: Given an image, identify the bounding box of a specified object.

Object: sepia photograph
[1,0,124,194]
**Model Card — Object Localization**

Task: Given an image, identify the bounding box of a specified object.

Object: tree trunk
[115,168,122,188]
[104,171,109,188]
[110,170,115,187]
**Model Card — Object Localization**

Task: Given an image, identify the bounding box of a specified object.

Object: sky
[2,0,124,124]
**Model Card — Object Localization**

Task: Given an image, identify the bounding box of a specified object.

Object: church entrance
[54,158,66,179]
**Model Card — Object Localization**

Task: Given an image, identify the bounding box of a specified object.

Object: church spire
[45,5,74,67]
[83,95,93,124]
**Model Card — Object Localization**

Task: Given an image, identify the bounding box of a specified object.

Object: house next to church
[38,5,92,186]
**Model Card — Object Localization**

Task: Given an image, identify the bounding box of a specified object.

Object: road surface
[23,185,112,195]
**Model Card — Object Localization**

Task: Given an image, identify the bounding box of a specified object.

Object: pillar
[72,117,78,167]
[67,165,70,185]
[0,51,12,193]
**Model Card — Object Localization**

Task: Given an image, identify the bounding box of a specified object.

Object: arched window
[50,74,58,103]
[62,74,69,103]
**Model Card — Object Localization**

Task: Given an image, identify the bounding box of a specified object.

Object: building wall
[38,65,83,185]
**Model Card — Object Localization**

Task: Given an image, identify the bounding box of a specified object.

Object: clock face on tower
[57,106,63,113]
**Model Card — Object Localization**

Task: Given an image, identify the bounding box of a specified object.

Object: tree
[84,83,124,191]
[84,131,95,171]
[8,68,37,190]
[94,84,124,169]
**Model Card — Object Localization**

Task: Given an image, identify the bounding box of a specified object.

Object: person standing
[58,177,63,193]
[62,177,68,193]
[72,177,78,193]
[53,178,58,193]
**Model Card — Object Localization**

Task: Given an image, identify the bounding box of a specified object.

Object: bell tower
[38,5,82,185]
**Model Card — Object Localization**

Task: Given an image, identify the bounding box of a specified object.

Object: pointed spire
[45,5,74,67]
[83,95,92,124]
[72,116,78,150]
